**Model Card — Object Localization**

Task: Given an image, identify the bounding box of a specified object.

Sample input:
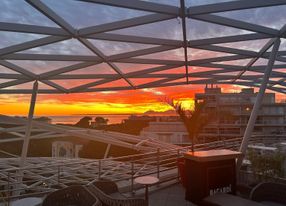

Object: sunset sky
[1,0,286,116]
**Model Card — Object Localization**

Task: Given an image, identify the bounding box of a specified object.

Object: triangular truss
[0,0,286,94]
[0,115,180,153]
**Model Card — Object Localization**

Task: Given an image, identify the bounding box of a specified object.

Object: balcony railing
[0,135,285,204]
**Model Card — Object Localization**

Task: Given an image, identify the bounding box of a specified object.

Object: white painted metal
[79,0,180,15]
[104,144,111,159]
[237,39,281,169]
[20,81,39,166]
[0,0,285,95]
[0,115,180,152]
[188,0,286,16]
[0,0,286,174]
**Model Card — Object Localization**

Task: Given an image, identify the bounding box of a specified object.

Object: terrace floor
[149,183,196,206]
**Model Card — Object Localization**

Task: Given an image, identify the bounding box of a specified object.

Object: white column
[104,144,111,159]
[237,38,280,169]
[20,80,38,166]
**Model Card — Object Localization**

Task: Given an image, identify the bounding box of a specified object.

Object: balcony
[0,137,285,206]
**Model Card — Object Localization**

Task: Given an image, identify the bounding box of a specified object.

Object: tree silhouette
[166,99,212,152]
[94,116,109,127]
[75,116,92,128]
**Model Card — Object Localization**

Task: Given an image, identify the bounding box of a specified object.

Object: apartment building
[196,85,286,141]
[141,85,286,144]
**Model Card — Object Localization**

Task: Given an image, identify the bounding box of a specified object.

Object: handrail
[1,134,285,203]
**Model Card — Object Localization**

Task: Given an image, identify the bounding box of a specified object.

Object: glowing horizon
[1,1,286,116]
[3,84,281,116]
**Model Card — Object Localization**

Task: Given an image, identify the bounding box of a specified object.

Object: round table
[134,176,159,204]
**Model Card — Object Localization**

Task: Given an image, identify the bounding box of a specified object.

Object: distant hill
[143,109,176,116]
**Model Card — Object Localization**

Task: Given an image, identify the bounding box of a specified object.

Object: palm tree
[75,116,92,128]
[166,99,211,152]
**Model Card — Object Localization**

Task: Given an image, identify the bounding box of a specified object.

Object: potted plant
[166,99,211,152]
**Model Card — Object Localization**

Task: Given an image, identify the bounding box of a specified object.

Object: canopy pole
[180,0,189,84]
[104,144,111,159]
[236,38,280,170]
[20,80,38,166]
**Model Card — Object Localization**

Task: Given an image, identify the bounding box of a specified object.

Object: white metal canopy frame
[0,0,286,94]
[1,0,286,168]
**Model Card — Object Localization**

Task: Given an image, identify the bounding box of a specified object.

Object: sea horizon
[47,113,177,125]
[3,112,177,125]
[47,114,131,125]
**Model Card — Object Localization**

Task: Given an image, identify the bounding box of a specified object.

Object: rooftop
[1,1,286,205]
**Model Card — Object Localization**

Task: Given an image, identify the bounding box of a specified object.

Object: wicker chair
[87,179,147,206]
[250,182,286,205]
[42,185,101,206]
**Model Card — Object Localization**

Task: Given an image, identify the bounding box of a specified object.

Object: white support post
[236,38,280,170]
[104,144,111,159]
[20,80,38,166]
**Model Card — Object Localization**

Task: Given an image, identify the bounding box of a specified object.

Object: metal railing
[0,138,233,203]
[1,135,285,204]
[238,170,286,186]
[0,147,190,204]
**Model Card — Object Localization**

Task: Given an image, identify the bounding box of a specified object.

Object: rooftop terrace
[1,0,286,205]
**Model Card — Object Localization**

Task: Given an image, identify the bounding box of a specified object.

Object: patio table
[134,176,159,205]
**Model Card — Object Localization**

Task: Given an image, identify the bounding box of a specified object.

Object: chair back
[250,182,286,205]
[42,185,101,206]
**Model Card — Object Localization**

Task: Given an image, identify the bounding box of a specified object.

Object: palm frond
[165,99,214,151]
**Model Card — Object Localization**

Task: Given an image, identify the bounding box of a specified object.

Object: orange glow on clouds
[0,86,201,116]
[2,84,272,116]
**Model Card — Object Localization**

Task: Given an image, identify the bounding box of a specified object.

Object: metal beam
[0,36,68,57]
[0,79,31,89]
[0,60,37,79]
[188,0,286,16]
[26,0,76,35]
[237,39,281,170]
[78,13,175,36]
[20,80,39,165]
[180,0,189,83]
[192,14,279,36]
[78,38,135,89]
[232,38,277,82]
[79,0,180,15]
[189,33,271,47]
[88,33,182,46]
[0,22,68,36]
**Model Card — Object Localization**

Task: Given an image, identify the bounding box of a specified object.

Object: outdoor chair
[42,185,101,206]
[250,182,286,206]
[87,179,147,206]
[201,182,286,206]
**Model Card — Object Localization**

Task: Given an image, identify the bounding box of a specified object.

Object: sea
[47,115,130,125]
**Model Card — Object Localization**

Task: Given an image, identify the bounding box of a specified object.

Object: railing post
[7,172,10,206]
[177,149,180,181]
[131,160,134,195]
[157,148,160,179]
[98,159,101,180]
[57,165,60,185]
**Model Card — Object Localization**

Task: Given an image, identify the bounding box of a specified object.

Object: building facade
[52,141,83,158]
[140,121,190,145]
[140,85,286,144]
[196,85,286,142]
